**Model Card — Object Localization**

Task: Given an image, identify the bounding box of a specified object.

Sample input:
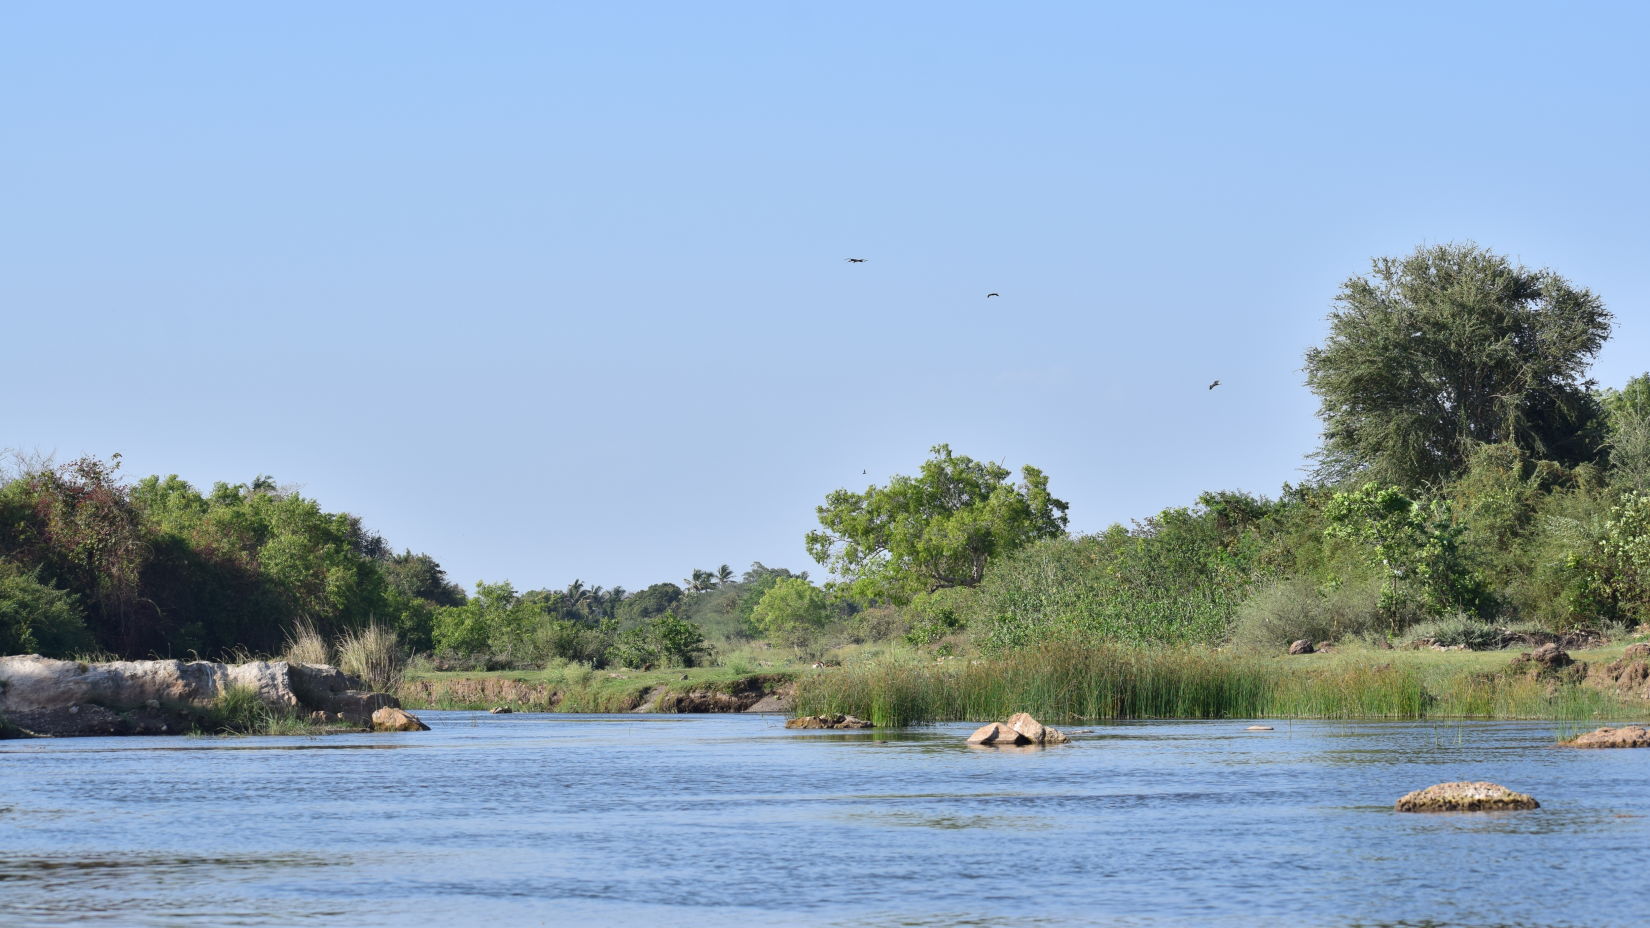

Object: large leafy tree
[806,444,1069,602]
[1305,243,1611,488]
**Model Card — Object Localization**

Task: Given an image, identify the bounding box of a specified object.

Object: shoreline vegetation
[8,243,1650,730]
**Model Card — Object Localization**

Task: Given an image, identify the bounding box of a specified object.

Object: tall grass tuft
[282,618,331,666]
[336,622,405,693]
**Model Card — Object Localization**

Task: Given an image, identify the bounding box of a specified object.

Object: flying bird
[986,292,1000,298]
[845,257,868,263]
[1208,380,1221,390]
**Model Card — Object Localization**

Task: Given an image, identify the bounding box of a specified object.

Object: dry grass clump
[281,618,331,666]
[336,622,404,694]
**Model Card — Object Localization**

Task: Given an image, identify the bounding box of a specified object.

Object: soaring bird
[986,292,1000,298]
[1208,380,1221,390]
[845,257,868,263]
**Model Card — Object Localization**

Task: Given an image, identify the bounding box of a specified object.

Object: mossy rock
[1395,781,1538,812]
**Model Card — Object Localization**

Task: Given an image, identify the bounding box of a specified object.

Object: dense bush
[1228,577,1386,651]
[0,559,93,655]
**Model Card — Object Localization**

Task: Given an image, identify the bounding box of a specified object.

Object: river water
[2,713,1647,927]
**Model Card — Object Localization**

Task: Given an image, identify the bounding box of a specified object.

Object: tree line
[5,242,1650,666]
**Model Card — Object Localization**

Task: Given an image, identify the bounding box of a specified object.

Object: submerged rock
[1394,781,1539,812]
[785,714,873,730]
[1565,725,1650,748]
[371,707,430,732]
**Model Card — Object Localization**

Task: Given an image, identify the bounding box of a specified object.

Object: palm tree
[683,568,715,593]
[714,564,734,586]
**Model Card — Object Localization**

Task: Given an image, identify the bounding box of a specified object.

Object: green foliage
[971,505,1254,652]
[0,558,93,655]
[1229,577,1385,651]
[615,582,683,625]
[610,611,709,669]
[1407,615,1504,650]
[1324,482,1488,625]
[1600,492,1650,623]
[432,580,542,662]
[749,577,833,651]
[1602,373,1650,492]
[806,444,1068,603]
[1305,242,1610,487]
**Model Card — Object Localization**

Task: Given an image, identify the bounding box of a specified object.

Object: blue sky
[4,2,1647,592]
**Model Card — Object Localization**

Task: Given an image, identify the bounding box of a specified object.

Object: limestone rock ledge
[0,654,404,737]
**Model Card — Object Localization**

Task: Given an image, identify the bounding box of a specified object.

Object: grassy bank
[791,642,1647,727]
[400,663,795,712]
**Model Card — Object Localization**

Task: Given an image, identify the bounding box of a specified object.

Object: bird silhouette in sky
[845,257,867,263]
[986,292,1000,298]
[1208,380,1221,390]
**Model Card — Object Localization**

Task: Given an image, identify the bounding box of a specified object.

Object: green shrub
[0,559,93,656]
[611,612,709,669]
[1229,577,1385,651]
[1407,615,1505,650]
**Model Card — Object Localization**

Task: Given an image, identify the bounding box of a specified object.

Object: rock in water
[1005,712,1070,744]
[1565,725,1650,748]
[490,706,514,714]
[966,722,1028,745]
[1394,781,1538,812]
[371,707,430,732]
[1246,725,1274,731]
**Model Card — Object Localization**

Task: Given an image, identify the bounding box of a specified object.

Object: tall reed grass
[792,641,1637,726]
[281,618,331,666]
[336,622,404,694]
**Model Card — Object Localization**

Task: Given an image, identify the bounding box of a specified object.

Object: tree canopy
[805,444,1069,602]
[1304,242,1611,488]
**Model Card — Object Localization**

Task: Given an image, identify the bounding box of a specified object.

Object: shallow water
[2,713,1647,927]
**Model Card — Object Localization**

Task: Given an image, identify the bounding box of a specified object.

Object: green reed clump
[198,685,311,735]
[792,642,1643,725]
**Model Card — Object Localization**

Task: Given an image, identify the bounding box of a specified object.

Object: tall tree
[806,444,1068,602]
[1304,243,1611,488]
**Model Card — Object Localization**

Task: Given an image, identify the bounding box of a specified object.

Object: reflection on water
[3,714,1648,927]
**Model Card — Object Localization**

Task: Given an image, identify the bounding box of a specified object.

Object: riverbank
[395,641,1650,726]
[398,665,796,713]
[791,641,1650,726]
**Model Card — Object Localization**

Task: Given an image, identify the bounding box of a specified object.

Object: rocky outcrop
[0,654,405,737]
[1394,781,1539,812]
[1288,639,1314,655]
[1564,725,1650,748]
[966,713,1071,746]
[785,713,873,729]
[371,707,430,732]
[287,663,398,722]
